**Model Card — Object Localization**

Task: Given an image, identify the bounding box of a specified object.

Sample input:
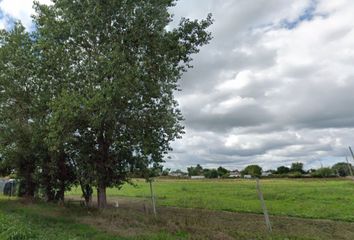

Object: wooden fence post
[149,179,157,217]
[256,178,272,233]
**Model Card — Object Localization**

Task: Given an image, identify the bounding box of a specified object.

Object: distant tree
[311,167,334,178]
[332,162,353,177]
[276,166,290,174]
[217,166,229,177]
[187,164,204,176]
[242,165,262,177]
[307,169,317,174]
[290,162,304,173]
[204,169,218,178]
[161,168,171,176]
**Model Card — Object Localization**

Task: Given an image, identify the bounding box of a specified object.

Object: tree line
[179,161,354,178]
[0,0,212,208]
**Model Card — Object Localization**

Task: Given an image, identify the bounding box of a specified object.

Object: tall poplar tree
[0,0,212,208]
[0,23,39,198]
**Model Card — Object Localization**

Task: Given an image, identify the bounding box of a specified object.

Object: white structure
[243,174,252,179]
[170,172,183,177]
[229,170,241,178]
[261,171,272,177]
[0,178,6,193]
[191,175,205,179]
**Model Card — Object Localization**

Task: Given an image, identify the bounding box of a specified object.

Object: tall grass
[68,178,354,221]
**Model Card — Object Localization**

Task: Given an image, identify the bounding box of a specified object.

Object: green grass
[0,197,186,240]
[68,178,354,221]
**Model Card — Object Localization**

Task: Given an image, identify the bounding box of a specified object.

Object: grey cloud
[166,0,354,170]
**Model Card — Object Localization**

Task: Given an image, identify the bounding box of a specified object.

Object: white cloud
[168,0,354,170]
[0,0,52,29]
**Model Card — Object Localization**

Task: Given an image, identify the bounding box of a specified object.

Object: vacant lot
[69,178,354,221]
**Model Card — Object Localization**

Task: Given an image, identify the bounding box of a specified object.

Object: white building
[191,176,205,179]
[229,170,241,178]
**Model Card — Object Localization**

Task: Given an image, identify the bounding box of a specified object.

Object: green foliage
[311,167,334,178]
[0,23,39,197]
[290,162,304,173]
[187,164,203,176]
[217,166,229,177]
[203,169,218,178]
[332,162,353,177]
[276,166,290,174]
[242,165,262,177]
[0,0,212,205]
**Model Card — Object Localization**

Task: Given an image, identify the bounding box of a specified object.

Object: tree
[332,162,353,177]
[276,166,290,174]
[217,166,229,177]
[204,168,218,178]
[34,0,212,208]
[311,167,334,178]
[187,164,204,176]
[242,165,262,177]
[0,23,39,198]
[161,168,171,176]
[290,162,304,173]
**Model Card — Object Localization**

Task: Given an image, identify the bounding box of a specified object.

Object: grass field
[1,178,354,239]
[69,178,354,221]
[0,197,184,240]
[2,196,354,240]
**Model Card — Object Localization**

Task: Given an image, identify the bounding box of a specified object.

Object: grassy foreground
[2,196,354,240]
[68,178,354,221]
[0,197,184,240]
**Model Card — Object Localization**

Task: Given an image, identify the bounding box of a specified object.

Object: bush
[288,172,303,178]
[311,168,334,178]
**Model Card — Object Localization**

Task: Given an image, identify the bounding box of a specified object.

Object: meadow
[1,178,354,240]
[69,178,354,221]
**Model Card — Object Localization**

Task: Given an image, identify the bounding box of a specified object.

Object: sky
[1,0,354,170]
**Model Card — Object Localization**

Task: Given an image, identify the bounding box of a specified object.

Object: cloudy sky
[1,0,354,170]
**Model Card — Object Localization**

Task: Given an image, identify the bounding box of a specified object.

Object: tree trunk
[18,158,36,198]
[97,128,108,209]
[55,185,65,203]
[42,155,55,202]
[97,184,107,208]
[55,151,66,203]
[81,183,93,207]
[24,178,36,199]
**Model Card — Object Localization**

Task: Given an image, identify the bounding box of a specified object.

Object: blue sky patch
[281,0,317,29]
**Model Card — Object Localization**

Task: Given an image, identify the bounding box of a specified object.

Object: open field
[1,196,354,240]
[1,178,354,239]
[68,178,354,221]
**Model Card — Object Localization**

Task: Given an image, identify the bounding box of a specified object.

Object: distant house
[169,170,187,177]
[229,170,241,178]
[170,172,183,177]
[261,171,272,177]
[191,175,205,179]
[243,174,252,179]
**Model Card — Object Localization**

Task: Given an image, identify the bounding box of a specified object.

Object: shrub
[311,168,334,178]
